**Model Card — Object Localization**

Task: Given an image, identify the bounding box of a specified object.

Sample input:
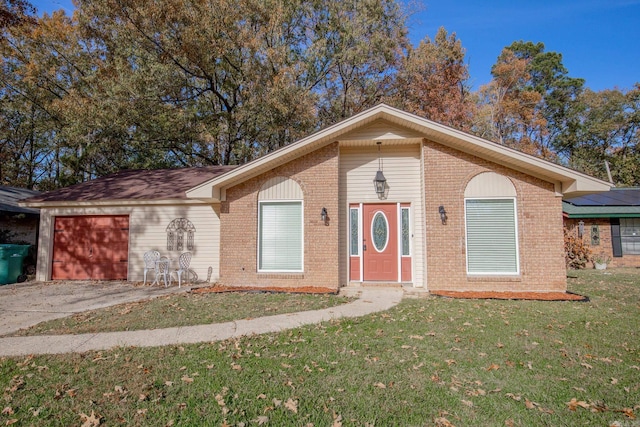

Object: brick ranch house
[22,104,611,292]
[563,187,640,268]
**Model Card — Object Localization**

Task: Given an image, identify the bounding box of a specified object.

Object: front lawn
[1,269,638,426]
[8,291,352,336]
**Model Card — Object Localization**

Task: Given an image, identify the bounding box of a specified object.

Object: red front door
[363,204,397,281]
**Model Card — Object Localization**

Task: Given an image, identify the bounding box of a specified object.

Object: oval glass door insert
[371,211,389,252]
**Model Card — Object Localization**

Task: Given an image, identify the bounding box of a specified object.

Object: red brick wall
[565,218,640,268]
[423,140,567,292]
[219,143,340,289]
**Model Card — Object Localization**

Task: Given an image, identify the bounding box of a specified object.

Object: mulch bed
[190,285,339,295]
[431,290,589,302]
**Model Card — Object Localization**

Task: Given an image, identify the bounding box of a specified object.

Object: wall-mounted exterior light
[578,220,585,238]
[373,141,386,198]
[439,205,447,225]
[321,207,328,224]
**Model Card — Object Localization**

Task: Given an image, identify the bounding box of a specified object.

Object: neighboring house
[563,188,640,268]
[22,104,611,292]
[0,186,41,245]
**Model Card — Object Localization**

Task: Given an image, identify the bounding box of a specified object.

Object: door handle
[89,246,93,258]
[363,244,367,251]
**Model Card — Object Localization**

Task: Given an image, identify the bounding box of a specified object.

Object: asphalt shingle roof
[22,167,236,204]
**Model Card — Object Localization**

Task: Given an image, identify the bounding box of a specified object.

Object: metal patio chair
[172,252,192,288]
[143,250,160,285]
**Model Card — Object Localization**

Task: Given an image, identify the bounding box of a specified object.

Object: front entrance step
[339,283,430,298]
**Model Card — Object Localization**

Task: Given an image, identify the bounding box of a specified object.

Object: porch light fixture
[578,220,585,238]
[321,207,328,225]
[439,205,447,225]
[373,141,386,198]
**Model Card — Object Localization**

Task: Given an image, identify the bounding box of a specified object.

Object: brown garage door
[52,215,129,280]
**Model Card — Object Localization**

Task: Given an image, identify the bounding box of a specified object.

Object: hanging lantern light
[373,141,386,198]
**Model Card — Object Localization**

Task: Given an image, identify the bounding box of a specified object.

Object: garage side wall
[35,204,221,282]
[423,140,567,292]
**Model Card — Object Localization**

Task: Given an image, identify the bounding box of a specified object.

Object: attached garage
[52,215,130,280]
[20,166,235,282]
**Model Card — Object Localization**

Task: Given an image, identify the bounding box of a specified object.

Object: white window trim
[464,197,520,276]
[257,200,304,273]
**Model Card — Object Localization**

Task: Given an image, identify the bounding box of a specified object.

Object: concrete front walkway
[0,287,403,357]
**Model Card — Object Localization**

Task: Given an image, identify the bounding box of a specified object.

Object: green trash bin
[0,244,30,285]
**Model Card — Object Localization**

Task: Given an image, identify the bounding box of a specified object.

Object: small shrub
[564,226,592,269]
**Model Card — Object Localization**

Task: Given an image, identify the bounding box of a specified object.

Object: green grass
[1,269,639,426]
[9,291,352,336]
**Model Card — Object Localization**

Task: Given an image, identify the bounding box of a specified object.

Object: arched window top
[258,176,303,200]
[464,172,516,198]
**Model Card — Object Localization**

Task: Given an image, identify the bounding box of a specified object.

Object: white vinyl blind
[466,199,518,274]
[259,201,303,271]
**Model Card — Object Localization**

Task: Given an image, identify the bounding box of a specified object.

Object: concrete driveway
[0,280,187,336]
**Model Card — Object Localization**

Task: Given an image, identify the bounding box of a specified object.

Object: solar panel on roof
[564,188,640,207]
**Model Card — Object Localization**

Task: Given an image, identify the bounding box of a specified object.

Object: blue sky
[31,0,640,91]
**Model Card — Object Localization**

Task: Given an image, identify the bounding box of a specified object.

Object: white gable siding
[339,119,424,141]
[258,176,303,200]
[338,144,425,287]
[35,204,221,283]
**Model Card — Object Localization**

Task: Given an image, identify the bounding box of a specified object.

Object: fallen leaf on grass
[434,416,455,427]
[254,415,268,425]
[332,412,343,427]
[505,393,521,401]
[580,362,593,369]
[284,398,298,413]
[5,419,18,426]
[524,399,536,409]
[621,408,635,419]
[461,399,473,407]
[486,364,500,371]
[2,407,14,415]
[611,378,618,385]
[79,410,101,427]
[215,394,225,407]
[374,382,386,389]
[567,398,590,411]
[181,376,194,383]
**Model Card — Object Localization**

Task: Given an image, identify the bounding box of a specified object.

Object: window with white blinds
[621,218,640,255]
[465,198,519,274]
[258,201,303,271]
